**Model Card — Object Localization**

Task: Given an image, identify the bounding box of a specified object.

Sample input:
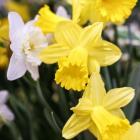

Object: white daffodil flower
[0,90,14,125]
[7,12,48,81]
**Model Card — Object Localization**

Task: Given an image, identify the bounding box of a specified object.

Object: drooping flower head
[7,12,48,81]
[62,73,135,139]
[0,90,14,126]
[35,5,69,34]
[68,0,137,24]
[40,21,121,91]
[35,0,81,34]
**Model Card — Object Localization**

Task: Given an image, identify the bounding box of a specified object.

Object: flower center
[55,47,89,91]
[91,106,130,140]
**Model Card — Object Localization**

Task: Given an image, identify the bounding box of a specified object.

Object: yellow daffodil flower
[121,122,140,140]
[40,21,121,91]
[62,73,135,140]
[5,1,30,21]
[68,0,137,24]
[36,5,67,33]
[36,0,81,33]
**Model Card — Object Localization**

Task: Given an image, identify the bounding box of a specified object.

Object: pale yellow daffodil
[62,73,135,140]
[67,0,137,24]
[121,122,140,140]
[36,0,81,33]
[40,21,121,91]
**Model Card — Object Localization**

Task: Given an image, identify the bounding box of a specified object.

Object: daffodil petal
[121,122,140,140]
[35,5,66,33]
[84,73,106,106]
[39,44,70,64]
[103,87,135,110]
[89,40,122,66]
[55,21,82,48]
[8,12,24,42]
[62,114,90,139]
[110,109,126,119]
[72,0,81,23]
[79,22,103,48]
[7,54,26,81]
[89,123,99,138]
[71,98,93,115]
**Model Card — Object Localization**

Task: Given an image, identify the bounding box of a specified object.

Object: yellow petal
[55,21,82,48]
[79,22,103,48]
[72,0,81,23]
[62,114,90,139]
[83,73,106,106]
[110,109,126,119]
[121,122,140,140]
[36,5,66,33]
[71,98,93,115]
[103,87,135,110]
[39,44,70,64]
[89,123,100,139]
[89,40,122,66]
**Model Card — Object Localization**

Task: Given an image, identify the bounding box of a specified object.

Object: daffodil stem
[102,67,112,90]
[36,80,63,134]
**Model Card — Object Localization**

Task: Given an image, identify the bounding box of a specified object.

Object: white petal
[7,54,26,81]
[26,63,39,81]
[8,12,24,42]
[56,6,70,19]
[0,90,9,104]
[0,105,14,122]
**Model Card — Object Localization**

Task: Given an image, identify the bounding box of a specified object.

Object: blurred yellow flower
[0,47,9,69]
[62,73,135,139]
[0,18,9,42]
[5,1,30,21]
[40,21,121,91]
[69,0,137,24]
[36,0,81,33]
[121,122,140,140]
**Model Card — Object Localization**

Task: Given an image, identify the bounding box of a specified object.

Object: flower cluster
[5,0,140,139]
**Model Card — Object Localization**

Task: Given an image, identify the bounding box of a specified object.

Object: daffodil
[62,73,135,140]
[35,5,69,34]
[7,12,48,81]
[121,122,140,140]
[36,0,81,34]
[68,0,137,24]
[40,21,121,91]
[0,90,14,126]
